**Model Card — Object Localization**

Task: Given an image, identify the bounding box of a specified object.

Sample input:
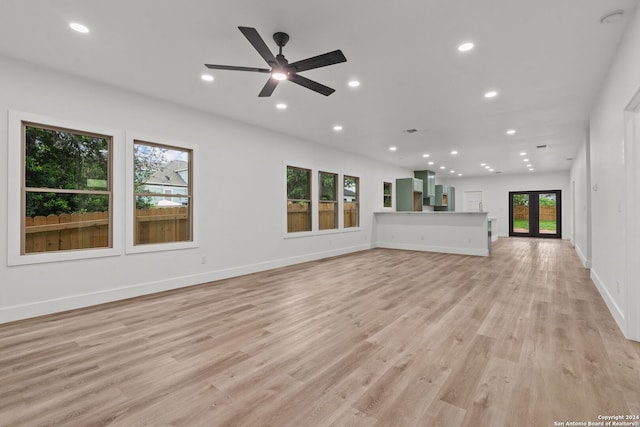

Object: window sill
[283,227,361,239]
[8,247,121,266]
[125,240,199,254]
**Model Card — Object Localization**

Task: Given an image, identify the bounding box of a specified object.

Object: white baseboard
[374,241,489,257]
[0,243,373,324]
[575,245,592,268]
[590,269,625,335]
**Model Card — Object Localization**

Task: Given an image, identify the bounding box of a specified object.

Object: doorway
[509,190,561,238]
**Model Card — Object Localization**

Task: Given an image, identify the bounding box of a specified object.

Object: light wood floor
[1,239,640,426]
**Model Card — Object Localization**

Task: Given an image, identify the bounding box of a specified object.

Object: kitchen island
[373,211,490,256]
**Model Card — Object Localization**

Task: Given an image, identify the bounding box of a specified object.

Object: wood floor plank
[1,238,639,426]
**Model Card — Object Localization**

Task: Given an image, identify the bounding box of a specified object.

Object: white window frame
[382,179,394,210]
[7,110,123,266]
[318,170,339,232]
[125,132,199,254]
[283,161,362,238]
[343,174,360,229]
[285,164,314,236]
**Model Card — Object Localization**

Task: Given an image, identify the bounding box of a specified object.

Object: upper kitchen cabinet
[396,178,423,211]
[414,170,435,206]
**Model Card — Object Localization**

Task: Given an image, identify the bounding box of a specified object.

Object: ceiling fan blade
[205,64,271,73]
[288,74,335,96]
[258,77,279,97]
[238,26,277,66]
[288,50,347,73]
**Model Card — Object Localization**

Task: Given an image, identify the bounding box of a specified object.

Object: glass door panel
[512,193,530,234]
[538,193,558,236]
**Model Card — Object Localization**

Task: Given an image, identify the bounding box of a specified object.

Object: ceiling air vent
[402,128,419,134]
[495,171,502,174]
[536,144,547,149]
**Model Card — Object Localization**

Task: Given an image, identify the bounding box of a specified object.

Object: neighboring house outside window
[133,141,192,245]
[344,175,359,228]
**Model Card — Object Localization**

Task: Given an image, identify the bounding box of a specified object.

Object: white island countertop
[373,211,490,256]
[374,211,488,215]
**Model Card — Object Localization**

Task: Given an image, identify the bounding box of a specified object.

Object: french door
[509,190,561,238]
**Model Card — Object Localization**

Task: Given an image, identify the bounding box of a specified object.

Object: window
[22,122,112,254]
[133,141,193,245]
[344,175,359,228]
[319,171,338,230]
[383,181,393,208]
[287,166,312,233]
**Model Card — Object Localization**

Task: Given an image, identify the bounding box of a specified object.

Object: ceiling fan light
[272,72,288,81]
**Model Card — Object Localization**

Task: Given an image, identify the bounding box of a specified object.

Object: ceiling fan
[205,26,347,97]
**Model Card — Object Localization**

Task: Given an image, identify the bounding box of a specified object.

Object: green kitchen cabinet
[434,185,455,211]
[396,178,423,211]
[414,170,435,205]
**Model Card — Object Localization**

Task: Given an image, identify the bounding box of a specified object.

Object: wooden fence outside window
[513,206,556,221]
[287,202,358,233]
[24,206,190,253]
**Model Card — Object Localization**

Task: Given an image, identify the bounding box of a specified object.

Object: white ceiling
[0,0,637,177]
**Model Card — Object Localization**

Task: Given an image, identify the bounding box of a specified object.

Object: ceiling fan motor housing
[273,32,290,48]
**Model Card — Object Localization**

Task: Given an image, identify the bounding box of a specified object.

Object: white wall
[569,131,591,268]
[0,55,410,323]
[437,171,571,239]
[586,4,640,340]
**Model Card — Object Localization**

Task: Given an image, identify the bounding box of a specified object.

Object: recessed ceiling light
[489,168,495,172]
[423,153,430,158]
[348,80,360,87]
[526,164,532,167]
[458,173,463,176]
[450,170,455,173]
[529,168,535,171]
[506,129,517,135]
[440,166,446,170]
[480,163,486,166]
[276,103,287,110]
[451,150,458,155]
[333,125,343,131]
[523,158,529,162]
[389,146,397,151]
[69,22,89,33]
[201,74,214,82]
[484,90,498,98]
[520,152,527,156]
[457,42,474,52]
[428,161,434,165]
[485,166,491,169]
